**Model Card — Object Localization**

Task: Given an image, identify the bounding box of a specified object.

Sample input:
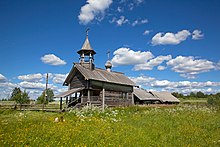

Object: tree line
[172,91,220,99]
[172,91,220,106]
[1,87,54,105]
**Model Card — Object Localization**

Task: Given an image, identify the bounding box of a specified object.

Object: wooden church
[56,30,135,110]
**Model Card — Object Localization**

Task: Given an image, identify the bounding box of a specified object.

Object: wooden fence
[0,102,61,112]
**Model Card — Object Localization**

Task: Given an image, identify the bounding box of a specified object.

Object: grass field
[0,105,220,146]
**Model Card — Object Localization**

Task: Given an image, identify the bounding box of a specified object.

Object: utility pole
[43,73,48,111]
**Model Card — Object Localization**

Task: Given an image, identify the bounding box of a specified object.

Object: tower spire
[77,28,96,70]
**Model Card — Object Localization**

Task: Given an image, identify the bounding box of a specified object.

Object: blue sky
[0,0,220,99]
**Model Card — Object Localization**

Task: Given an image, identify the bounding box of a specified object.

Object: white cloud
[78,0,113,25]
[18,73,43,82]
[130,75,220,94]
[19,81,57,90]
[0,82,17,88]
[216,61,220,70]
[112,48,154,66]
[192,29,204,40]
[53,74,68,84]
[117,6,123,13]
[129,75,155,86]
[151,30,191,45]
[19,81,46,90]
[134,0,144,4]
[134,55,172,71]
[143,30,151,35]
[151,80,170,87]
[167,56,215,79]
[132,19,148,26]
[0,74,7,83]
[157,66,166,70]
[41,54,66,66]
[116,16,129,26]
[0,81,18,99]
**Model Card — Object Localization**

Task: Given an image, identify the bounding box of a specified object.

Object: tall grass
[0,105,220,146]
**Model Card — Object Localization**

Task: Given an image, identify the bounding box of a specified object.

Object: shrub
[207,96,220,106]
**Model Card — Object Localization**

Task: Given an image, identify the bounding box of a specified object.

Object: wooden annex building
[56,31,136,110]
[56,31,179,110]
[133,89,180,104]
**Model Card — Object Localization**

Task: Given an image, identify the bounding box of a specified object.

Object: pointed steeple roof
[77,29,96,55]
[81,35,93,51]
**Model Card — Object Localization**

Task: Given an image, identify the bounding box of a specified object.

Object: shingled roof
[77,35,96,55]
[63,64,135,86]
[151,91,180,103]
[133,88,180,103]
[134,89,160,101]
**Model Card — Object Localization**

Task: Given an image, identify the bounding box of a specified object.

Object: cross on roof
[86,28,90,36]
[107,50,110,60]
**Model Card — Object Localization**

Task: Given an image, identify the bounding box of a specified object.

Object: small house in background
[133,88,180,104]
[56,30,135,110]
[133,89,161,104]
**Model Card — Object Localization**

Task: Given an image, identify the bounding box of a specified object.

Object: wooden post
[88,89,90,106]
[65,96,68,109]
[102,88,105,111]
[75,92,77,102]
[60,97,63,110]
[132,92,134,105]
[43,73,48,110]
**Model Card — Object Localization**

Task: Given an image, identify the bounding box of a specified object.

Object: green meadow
[0,105,220,146]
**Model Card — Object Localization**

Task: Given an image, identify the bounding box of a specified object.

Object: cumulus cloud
[151,80,170,87]
[130,75,220,94]
[18,73,43,82]
[167,56,215,79]
[19,81,57,90]
[117,6,123,13]
[157,66,166,70]
[132,19,148,26]
[129,75,155,86]
[216,61,220,70]
[192,29,204,40]
[0,74,7,83]
[151,30,191,45]
[53,74,68,84]
[112,48,154,66]
[19,81,46,90]
[116,16,129,26]
[78,0,113,25]
[143,30,151,35]
[134,55,172,71]
[41,54,66,66]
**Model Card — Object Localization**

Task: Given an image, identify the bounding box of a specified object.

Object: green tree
[10,87,22,101]
[172,92,184,98]
[207,96,220,106]
[37,88,54,104]
[14,90,30,104]
[10,88,30,104]
[196,91,206,98]
[189,92,196,98]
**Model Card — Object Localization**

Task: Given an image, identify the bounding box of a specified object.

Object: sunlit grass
[0,105,220,146]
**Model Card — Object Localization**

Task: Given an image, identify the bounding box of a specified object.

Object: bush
[207,96,220,106]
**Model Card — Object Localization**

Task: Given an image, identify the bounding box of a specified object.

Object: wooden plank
[102,88,105,111]
[70,71,87,88]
